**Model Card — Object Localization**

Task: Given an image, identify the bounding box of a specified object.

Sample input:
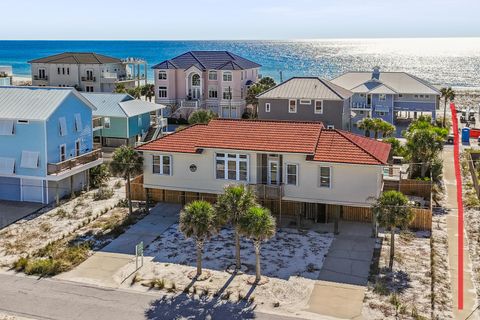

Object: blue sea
[1,38,480,87]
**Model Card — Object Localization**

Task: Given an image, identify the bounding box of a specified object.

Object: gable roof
[29,52,122,64]
[330,71,439,95]
[257,77,352,101]
[152,51,261,71]
[137,119,390,165]
[0,86,95,121]
[81,93,164,118]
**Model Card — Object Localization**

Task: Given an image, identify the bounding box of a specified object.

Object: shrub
[94,187,114,201]
[464,193,480,209]
[12,257,29,272]
[89,164,110,188]
[24,258,62,276]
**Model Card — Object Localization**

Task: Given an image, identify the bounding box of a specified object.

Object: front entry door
[267,159,280,185]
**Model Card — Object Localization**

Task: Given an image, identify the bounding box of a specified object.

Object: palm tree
[188,109,217,125]
[110,146,143,215]
[141,84,155,102]
[114,83,127,94]
[179,200,218,277]
[358,118,375,137]
[378,120,396,138]
[372,191,414,270]
[238,206,276,283]
[215,184,257,270]
[440,87,455,128]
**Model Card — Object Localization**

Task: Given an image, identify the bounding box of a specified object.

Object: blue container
[462,128,471,143]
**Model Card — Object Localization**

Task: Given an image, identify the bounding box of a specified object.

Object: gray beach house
[256,77,353,129]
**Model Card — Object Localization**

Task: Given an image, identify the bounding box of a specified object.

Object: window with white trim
[288,100,297,113]
[208,86,218,98]
[209,71,217,80]
[158,71,167,80]
[0,120,14,135]
[152,155,172,175]
[60,144,66,162]
[223,71,232,82]
[319,166,331,188]
[265,103,271,112]
[314,100,323,114]
[300,99,311,105]
[223,87,232,100]
[376,111,386,116]
[75,140,81,157]
[158,86,167,98]
[379,94,386,101]
[215,153,248,181]
[74,113,82,132]
[59,117,67,136]
[286,163,298,186]
[104,117,111,129]
[327,125,335,129]
[20,151,39,169]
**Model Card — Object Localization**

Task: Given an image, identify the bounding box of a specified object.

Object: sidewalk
[56,203,180,287]
[442,146,479,319]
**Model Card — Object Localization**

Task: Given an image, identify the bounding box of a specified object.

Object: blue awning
[375,105,390,113]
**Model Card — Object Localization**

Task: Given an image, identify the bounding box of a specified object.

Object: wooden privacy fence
[399,179,432,199]
[468,152,480,199]
[128,176,432,231]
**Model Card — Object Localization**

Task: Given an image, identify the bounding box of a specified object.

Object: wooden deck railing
[250,184,284,200]
[47,149,102,175]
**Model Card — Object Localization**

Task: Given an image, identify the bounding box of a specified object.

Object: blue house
[81,93,166,147]
[0,86,102,204]
[331,67,440,134]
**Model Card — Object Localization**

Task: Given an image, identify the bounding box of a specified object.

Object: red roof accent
[137,119,391,165]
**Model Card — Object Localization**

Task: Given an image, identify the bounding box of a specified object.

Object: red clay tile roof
[137,119,391,165]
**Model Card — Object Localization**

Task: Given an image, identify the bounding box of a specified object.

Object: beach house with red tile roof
[136,119,391,221]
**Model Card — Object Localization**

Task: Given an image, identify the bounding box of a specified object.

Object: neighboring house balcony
[100,72,145,84]
[92,117,103,131]
[351,102,371,110]
[81,76,97,82]
[33,75,48,81]
[47,149,103,180]
[250,183,284,200]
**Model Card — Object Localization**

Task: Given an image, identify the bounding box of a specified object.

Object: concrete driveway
[0,200,44,229]
[57,202,180,287]
[306,221,375,320]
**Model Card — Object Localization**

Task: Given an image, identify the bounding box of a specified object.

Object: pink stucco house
[152,51,261,118]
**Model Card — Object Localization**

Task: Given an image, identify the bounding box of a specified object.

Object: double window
[208,71,217,80]
[208,86,218,99]
[153,155,172,175]
[223,71,232,82]
[158,86,167,98]
[223,87,232,100]
[319,166,331,188]
[314,100,323,114]
[216,153,248,181]
[158,71,167,80]
[288,100,297,113]
[285,163,298,186]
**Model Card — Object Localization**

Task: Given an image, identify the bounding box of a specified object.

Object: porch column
[86,169,90,192]
[56,182,60,206]
[70,176,75,198]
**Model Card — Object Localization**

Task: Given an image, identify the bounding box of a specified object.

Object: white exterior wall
[142,149,383,207]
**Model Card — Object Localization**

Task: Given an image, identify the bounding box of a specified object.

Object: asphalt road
[0,274,308,320]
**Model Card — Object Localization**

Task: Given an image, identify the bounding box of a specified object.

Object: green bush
[24,258,62,276]
[12,256,29,272]
[89,164,110,188]
[465,193,480,209]
[93,187,114,201]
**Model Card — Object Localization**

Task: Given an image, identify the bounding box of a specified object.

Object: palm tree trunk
[196,239,204,276]
[374,130,378,139]
[254,241,261,282]
[235,227,241,269]
[443,99,447,128]
[365,130,370,137]
[126,172,133,215]
[389,228,395,270]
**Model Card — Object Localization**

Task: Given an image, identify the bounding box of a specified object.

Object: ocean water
[1,38,480,87]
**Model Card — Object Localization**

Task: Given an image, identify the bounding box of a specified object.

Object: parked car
[446,134,454,144]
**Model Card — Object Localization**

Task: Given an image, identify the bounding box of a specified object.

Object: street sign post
[135,241,144,270]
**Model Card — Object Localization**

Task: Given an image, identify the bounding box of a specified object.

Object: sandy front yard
[0,178,125,267]
[114,226,334,318]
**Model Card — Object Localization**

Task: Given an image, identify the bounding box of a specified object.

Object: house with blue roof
[331,67,440,133]
[152,51,261,118]
[0,86,103,204]
[81,93,166,148]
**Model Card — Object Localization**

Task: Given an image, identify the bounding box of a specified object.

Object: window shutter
[74,114,82,132]
[59,117,67,136]
[20,151,40,169]
[0,157,15,174]
[0,120,14,135]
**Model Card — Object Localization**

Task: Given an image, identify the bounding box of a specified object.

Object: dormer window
[209,71,217,80]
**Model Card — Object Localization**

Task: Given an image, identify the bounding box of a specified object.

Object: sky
[1,0,480,40]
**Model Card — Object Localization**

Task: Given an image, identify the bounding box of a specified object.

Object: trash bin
[462,127,471,144]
